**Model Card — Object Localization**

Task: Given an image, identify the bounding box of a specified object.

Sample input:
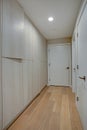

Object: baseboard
[47,85,72,87]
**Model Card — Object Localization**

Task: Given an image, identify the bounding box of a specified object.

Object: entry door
[48,44,71,86]
[77,4,87,130]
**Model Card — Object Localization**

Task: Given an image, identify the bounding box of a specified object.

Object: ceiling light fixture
[48,17,54,22]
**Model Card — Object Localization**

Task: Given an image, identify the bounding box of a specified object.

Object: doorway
[48,44,71,86]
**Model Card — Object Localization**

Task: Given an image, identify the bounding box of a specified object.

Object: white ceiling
[18,0,82,40]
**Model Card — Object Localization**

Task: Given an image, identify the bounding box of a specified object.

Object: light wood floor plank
[60,95,72,130]
[8,86,83,130]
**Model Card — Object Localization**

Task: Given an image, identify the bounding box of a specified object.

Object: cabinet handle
[3,57,22,61]
[79,76,86,81]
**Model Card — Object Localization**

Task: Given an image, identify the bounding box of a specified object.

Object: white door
[76,4,87,130]
[48,44,71,86]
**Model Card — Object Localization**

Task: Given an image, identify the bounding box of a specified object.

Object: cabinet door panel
[32,61,40,97]
[24,15,33,60]
[3,0,24,58]
[32,27,40,60]
[2,58,23,128]
[22,60,33,107]
[40,62,47,90]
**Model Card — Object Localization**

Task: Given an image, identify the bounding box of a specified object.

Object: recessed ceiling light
[48,17,54,22]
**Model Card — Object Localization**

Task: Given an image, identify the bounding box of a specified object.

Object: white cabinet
[32,27,40,60]
[24,15,33,60]
[32,61,40,97]
[2,0,24,58]
[39,62,44,91]
[22,60,33,107]
[2,58,24,128]
[1,1,47,129]
[40,62,47,91]
[32,27,47,95]
[2,58,33,128]
[32,28,41,97]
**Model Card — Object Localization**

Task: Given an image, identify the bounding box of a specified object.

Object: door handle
[79,76,86,81]
[66,67,69,69]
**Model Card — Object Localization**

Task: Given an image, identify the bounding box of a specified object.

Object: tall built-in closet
[0,0,47,129]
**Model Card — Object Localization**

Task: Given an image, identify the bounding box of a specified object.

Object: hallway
[8,87,83,130]
[1,0,87,129]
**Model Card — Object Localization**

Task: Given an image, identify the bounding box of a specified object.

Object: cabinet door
[24,15,33,60]
[40,62,47,90]
[3,0,24,58]
[32,27,40,60]
[2,58,24,128]
[22,60,33,107]
[32,60,40,97]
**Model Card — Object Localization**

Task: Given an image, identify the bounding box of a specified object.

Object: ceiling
[18,0,82,40]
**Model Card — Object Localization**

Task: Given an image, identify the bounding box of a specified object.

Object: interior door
[48,44,71,86]
[77,4,87,130]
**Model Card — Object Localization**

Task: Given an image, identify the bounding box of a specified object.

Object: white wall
[2,0,47,129]
[0,0,3,130]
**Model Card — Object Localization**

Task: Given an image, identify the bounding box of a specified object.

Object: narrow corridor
[8,87,83,130]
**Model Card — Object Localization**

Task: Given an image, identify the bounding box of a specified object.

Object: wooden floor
[8,86,83,130]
